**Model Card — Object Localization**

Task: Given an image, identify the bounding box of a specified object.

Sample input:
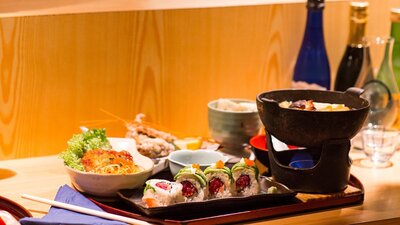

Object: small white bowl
[168,150,229,176]
[65,137,154,197]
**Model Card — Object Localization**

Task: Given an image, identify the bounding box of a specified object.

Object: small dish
[117,176,296,217]
[0,195,32,220]
[65,137,154,197]
[249,135,270,170]
[168,150,229,176]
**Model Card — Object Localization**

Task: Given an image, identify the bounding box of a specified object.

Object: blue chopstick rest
[19,185,127,225]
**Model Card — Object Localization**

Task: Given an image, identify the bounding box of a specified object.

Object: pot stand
[266,131,351,194]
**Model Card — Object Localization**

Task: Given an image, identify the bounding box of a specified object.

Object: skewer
[21,194,151,225]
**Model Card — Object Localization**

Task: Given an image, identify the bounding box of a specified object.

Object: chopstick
[21,194,151,225]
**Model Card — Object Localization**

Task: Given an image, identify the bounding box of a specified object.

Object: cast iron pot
[256,88,370,147]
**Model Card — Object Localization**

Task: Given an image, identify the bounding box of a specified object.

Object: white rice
[176,176,206,202]
[232,168,260,196]
[142,179,183,207]
[206,172,232,199]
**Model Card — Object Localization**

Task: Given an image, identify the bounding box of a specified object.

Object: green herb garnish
[59,128,111,171]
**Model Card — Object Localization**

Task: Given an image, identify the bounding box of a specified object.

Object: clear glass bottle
[292,0,330,90]
[334,2,368,91]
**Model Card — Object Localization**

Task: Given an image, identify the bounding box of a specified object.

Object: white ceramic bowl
[168,150,229,176]
[64,137,154,197]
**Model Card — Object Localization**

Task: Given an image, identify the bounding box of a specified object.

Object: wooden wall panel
[0,0,399,159]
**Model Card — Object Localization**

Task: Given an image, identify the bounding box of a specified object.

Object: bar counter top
[0,149,399,225]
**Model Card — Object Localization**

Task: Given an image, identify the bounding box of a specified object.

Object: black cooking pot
[256,88,370,147]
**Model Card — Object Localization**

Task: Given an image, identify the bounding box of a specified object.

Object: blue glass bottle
[293,0,331,90]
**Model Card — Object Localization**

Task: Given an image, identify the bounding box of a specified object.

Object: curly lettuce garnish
[60,128,112,171]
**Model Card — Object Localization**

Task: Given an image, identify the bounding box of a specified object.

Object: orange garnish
[215,160,225,169]
[192,164,200,170]
[244,158,254,167]
[144,198,157,208]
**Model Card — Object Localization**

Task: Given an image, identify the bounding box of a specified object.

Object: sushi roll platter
[117,159,296,217]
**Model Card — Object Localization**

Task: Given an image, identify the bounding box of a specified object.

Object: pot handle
[344,87,364,97]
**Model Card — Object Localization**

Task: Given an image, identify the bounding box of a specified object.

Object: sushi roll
[231,158,260,196]
[142,179,184,207]
[204,160,233,199]
[174,164,207,202]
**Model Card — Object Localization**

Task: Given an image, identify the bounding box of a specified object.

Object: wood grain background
[0,0,399,159]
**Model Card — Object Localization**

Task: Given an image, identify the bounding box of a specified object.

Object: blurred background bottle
[292,0,330,90]
[334,2,368,92]
[391,8,400,88]
[390,8,400,128]
[358,37,399,127]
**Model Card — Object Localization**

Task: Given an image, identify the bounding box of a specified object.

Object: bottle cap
[350,1,369,8]
[391,8,400,22]
[350,1,368,24]
[307,0,325,9]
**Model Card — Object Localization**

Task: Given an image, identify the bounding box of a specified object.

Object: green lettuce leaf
[59,128,112,171]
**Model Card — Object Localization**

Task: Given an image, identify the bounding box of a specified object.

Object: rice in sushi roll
[204,160,233,199]
[174,164,207,202]
[231,158,260,196]
[142,179,184,207]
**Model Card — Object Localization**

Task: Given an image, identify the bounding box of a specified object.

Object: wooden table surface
[0,150,399,225]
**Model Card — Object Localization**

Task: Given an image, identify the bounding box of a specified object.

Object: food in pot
[81,149,143,175]
[204,160,233,199]
[174,164,207,202]
[231,158,260,196]
[142,179,184,207]
[279,100,350,111]
[126,114,176,158]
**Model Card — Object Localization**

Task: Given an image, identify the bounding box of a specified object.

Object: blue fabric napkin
[20,185,127,225]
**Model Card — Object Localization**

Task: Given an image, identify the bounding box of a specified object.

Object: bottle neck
[383,40,393,63]
[391,21,400,40]
[377,39,394,84]
[303,9,324,40]
[348,15,367,45]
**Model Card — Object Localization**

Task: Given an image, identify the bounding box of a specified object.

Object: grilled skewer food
[126,114,177,158]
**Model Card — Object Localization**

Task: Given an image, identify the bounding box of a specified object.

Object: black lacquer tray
[91,172,364,225]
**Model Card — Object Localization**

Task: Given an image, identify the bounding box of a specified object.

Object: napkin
[19,185,127,225]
